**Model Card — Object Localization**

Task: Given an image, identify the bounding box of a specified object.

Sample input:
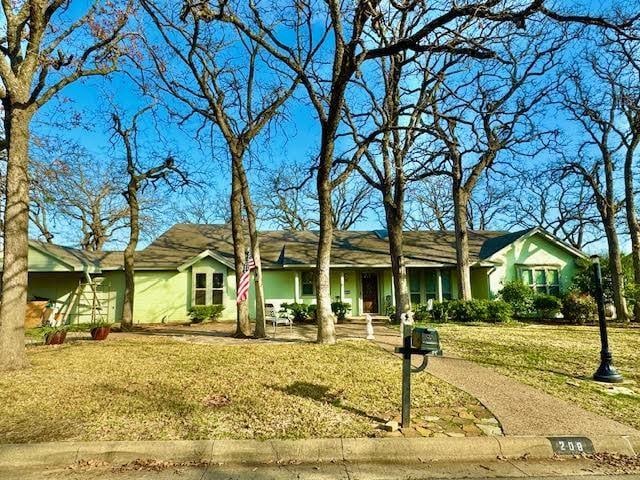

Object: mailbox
[411,327,441,354]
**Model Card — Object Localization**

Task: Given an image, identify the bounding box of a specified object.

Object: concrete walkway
[359,322,639,437]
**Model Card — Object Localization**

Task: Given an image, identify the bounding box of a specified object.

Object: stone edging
[0,435,638,468]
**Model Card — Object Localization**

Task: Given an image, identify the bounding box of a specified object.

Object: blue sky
[29,0,633,254]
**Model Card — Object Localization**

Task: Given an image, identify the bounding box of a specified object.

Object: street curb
[0,435,638,468]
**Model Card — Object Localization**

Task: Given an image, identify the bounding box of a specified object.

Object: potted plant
[42,325,67,345]
[90,319,112,341]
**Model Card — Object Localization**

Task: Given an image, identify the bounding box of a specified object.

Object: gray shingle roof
[28,224,581,272]
[128,224,511,270]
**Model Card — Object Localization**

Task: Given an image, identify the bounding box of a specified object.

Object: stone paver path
[357,322,639,437]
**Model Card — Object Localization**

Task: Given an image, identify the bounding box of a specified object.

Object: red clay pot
[90,326,111,341]
[44,330,66,345]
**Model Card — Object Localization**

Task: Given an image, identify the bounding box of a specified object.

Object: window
[425,271,437,300]
[409,271,421,305]
[441,270,452,300]
[212,273,224,305]
[301,271,314,296]
[195,273,207,306]
[520,267,560,296]
[194,271,225,306]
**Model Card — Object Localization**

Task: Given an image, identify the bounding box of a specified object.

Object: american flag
[236,251,255,304]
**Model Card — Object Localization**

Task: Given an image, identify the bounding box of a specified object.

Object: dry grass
[0,337,479,443]
[435,323,640,430]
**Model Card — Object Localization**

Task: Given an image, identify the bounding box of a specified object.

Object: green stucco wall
[487,233,580,298]
[24,231,583,325]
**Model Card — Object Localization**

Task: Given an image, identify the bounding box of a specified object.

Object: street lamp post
[591,255,623,383]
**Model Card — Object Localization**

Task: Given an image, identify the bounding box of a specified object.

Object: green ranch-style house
[19,223,587,325]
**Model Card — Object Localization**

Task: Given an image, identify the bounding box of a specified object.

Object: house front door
[361,272,379,314]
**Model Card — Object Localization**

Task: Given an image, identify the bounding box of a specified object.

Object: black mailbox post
[395,324,441,429]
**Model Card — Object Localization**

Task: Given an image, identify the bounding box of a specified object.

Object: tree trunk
[315,142,336,344]
[231,160,252,337]
[624,144,640,322]
[0,105,32,371]
[236,161,266,338]
[121,183,139,331]
[384,198,410,323]
[603,215,629,321]
[452,185,472,300]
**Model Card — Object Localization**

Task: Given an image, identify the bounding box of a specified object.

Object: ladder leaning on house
[56,277,110,326]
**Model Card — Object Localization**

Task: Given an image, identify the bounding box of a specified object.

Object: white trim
[177,249,235,272]
[482,227,588,262]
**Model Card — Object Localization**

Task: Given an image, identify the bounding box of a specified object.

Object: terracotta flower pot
[44,330,67,345]
[90,326,111,341]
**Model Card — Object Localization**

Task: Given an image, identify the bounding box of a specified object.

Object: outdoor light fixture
[591,255,623,383]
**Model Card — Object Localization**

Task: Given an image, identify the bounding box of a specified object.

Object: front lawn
[0,337,484,443]
[435,323,640,430]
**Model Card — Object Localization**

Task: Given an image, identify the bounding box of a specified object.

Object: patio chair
[265,303,293,336]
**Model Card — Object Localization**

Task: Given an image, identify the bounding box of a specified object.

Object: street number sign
[548,437,594,455]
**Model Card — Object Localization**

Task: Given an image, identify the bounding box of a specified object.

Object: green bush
[281,303,311,323]
[413,303,432,322]
[499,281,535,317]
[433,299,512,323]
[331,301,351,322]
[307,304,317,321]
[449,299,489,322]
[188,305,224,323]
[533,294,562,318]
[430,301,450,322]
[561,293,597,324]
[486,300,513,323]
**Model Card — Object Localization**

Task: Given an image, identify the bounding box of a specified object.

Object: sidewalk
[355,323,639,437]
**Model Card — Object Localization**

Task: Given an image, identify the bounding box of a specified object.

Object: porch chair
[265,303,293,336]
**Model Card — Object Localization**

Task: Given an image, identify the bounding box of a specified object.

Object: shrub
[188,305,225,323]
[486,300,513,323]
[281,303,311,323]
[533,294,562,318]
[430,301,450,322]
[561,293,597,324]
[499,281,534,317]
[331,301,351,322]
[449,299,489,323]
[413,303,432,323]
[435,299,512,323]
[307,304,317,322]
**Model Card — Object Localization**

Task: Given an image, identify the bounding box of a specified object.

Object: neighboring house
[18,224,587,324]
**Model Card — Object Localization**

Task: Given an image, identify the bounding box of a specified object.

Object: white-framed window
[301,271,315,296]
[195,273,207,305]
[211,273,224,305]
[193,271,225,306]
[520,267,560,296]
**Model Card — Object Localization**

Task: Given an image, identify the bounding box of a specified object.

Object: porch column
[390,271,396,306]
[436,269,443,302]
[339,271,345,301]
[294,271,300,303]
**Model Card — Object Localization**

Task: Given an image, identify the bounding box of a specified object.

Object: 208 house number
[548,437,594,455]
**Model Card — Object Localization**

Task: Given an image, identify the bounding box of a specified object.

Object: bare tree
[405,177,454,231]
[423,26,566,300]
[504,166,602,249]
[0,1,132,370]
[140,0,302,338]
[209,0,629,342]
[112,108,188,330]
[467,177,508,231]
[258,166,372,231]
[558,37,640,320]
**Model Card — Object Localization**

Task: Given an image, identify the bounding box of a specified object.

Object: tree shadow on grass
[270,381,386,423]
